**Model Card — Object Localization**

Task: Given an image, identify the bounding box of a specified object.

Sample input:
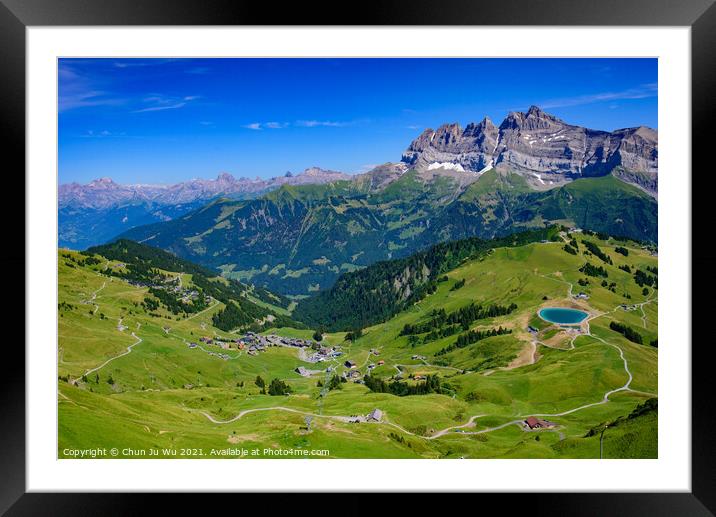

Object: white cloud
[81,129,127,138]
[539,83,658,109]
[242,119,354,130]
[113,59,176,69]
[132,94,200,113]
[295,120,350,127]
[134,102,187,113]
[58,63,126,112]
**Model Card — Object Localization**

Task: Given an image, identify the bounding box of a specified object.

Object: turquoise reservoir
[538,307,589,325]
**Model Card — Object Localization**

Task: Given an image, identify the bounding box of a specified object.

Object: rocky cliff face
[401,106,658,195]
[402,117,499,173]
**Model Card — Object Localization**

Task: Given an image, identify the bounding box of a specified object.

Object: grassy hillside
[294,226,559,331]
[58,230,657,459]
[117,171,657,295]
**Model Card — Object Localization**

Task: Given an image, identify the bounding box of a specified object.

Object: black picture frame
[3,0,714,514]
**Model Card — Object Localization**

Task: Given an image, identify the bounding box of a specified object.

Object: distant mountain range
[58,167,350,249]
[61,106,658,295]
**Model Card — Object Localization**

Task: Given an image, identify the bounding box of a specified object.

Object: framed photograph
[4,0,715,512]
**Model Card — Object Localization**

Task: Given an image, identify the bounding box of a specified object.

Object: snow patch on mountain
[427,162,465,172]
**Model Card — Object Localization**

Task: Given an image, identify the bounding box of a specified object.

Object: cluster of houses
[185,334,266,360]
[264,334,312,349]
[240,332,270,355]
[126,275,211,306]
[258,334,343,363]
[186,340,230,360]
[303,344,343,364]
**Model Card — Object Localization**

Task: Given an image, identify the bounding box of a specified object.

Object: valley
[58,228,657,459]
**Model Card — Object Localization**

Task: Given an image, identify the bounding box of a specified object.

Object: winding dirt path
[78,332,143,380]
[200,406,353,425]
[185,299,219,320]
[81,281,106,314]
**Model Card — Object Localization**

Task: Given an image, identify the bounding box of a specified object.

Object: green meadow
[58,231,657,459]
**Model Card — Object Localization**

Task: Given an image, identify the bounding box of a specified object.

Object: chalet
[367,363,376,369]
[527,326,539,333]
[367,409,383,422]
[574,292,590,300]
[344,360,357,369]
[413,375,424,381]
[377,360,385,366]
[188,342,197,348]
[524,417,557,429]
[295,366,310,377]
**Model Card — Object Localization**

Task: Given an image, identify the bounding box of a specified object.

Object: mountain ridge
[401,105,657,194]
[63,106,658,294]
[60,167,351,210]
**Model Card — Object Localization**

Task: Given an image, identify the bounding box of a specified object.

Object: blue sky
[58,58,657,185]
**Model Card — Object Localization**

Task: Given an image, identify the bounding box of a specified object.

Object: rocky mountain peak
[401,106,657,195]
[89,177,117,187]
[526,105,543,116]
[215,172,236,183]
[301,167,334,177]
[464,117,496,137]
